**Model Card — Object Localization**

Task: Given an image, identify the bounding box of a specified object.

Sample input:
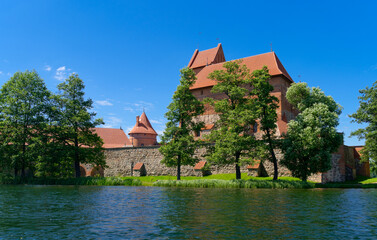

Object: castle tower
[188,43,296,136]
[128,112,158,147]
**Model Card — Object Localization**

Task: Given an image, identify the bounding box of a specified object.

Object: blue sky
[0,0,376,145]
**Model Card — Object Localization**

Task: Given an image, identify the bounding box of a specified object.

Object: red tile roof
[247,160,261,169]
[189,51,293,90]
[353,146,363,159]
[93,128,131,148]
[133,162,144,171]
[202,124,214,130]
[188,43,225,69]
[194,160,207,170]
[129,112,158,135]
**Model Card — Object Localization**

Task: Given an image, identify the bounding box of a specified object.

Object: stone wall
[102,145,352,183]
[321,153,345,183]
[103,146,292,178]
[104,146,251,177]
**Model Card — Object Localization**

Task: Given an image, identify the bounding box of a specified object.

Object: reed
[153,179,315,189]
[0,175,142,186]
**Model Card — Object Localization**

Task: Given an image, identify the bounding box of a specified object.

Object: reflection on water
[0,186,376,239]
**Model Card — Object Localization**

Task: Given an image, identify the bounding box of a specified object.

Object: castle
[81,44,370,182]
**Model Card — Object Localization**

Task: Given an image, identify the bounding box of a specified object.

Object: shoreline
[1,174,377,189]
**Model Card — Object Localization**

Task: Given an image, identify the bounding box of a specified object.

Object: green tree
[34,98,75,178]
[281,82,343,181]
[205,61,258,179]
[349,81,377,175]
[0,70,51,177]
[56,74,105,178]
[251,66,280,180]
[159,67,204,180]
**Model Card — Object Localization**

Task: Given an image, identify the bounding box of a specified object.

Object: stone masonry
[102,146,339,182]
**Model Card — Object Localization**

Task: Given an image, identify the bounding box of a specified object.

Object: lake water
[0,186,376,239]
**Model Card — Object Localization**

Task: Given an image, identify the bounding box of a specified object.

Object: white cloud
[0,71,3,75]
[155,127,166,142]
[44,65,52,71]
[150,119,162,124]
[102,116,122,129]
[368,63,377,71]
[57,66,66,71]
[96,100,113,106]
[54,66,72,81]
[123,101,154,112]
[7,72,11,76]
[126,126,134,134]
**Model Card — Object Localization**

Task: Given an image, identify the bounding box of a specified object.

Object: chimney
[136,116,140,124]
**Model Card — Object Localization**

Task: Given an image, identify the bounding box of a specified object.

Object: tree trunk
[235,152,241,179]
[74,137,80,178]
[21,141,26,178]
[177,155,181,180]
[266,129,278,180]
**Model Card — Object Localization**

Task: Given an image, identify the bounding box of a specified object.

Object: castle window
[201,90,204,95]
[253,123,258,133]
[141,144,144,146]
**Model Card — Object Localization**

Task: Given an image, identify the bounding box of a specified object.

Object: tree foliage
[349,81,377,175]
[0,71,106,178]
[159,67,204,180]
[205,61,259,179]
[56,74,105,178]
[250,66,280,180]
[281,82,343,181]
[0,70,51,177]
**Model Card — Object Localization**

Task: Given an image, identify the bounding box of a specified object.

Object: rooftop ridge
[189,50,294,90]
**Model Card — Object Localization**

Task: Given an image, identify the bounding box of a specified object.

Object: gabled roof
[93,128,131,148]
[129,112,158,135]
[194,160,207,170]
[133,162,145,171]
[202,124,214,130]
[247,160,261,169]
[188,43,226,69]
[190,51,293,90]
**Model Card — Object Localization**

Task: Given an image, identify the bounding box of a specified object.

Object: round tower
[128,112,158,147]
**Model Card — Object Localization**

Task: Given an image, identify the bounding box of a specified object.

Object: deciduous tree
[281,82,342,181]
[159,67,204,180]
[251,66,280,180]
[205,61,259,179]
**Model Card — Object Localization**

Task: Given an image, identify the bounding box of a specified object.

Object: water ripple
[0,186,376,239]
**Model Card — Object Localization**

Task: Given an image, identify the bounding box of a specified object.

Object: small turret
[128,112,158,147]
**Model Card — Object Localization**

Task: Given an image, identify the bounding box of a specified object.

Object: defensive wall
[80,145,369,183]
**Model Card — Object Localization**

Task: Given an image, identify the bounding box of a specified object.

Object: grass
[2,172,376,188]
[315,176,377,188]
[129,173,304,186]
[152,179,315,189]
[360,177,377,184]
